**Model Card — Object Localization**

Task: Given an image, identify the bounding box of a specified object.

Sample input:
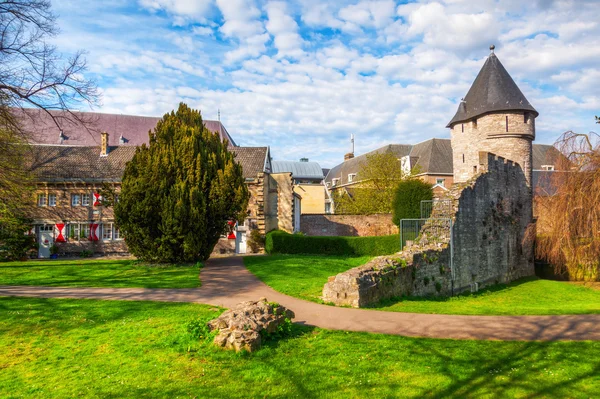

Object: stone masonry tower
[447,45,537,187]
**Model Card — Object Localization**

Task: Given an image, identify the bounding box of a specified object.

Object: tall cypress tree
[115,103,249,263]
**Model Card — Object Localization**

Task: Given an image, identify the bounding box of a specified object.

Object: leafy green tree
[392,179,433,225]
[334,151,415,214]
[115,104,249,263]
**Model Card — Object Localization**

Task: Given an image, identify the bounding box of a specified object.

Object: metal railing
[420,199,453,219]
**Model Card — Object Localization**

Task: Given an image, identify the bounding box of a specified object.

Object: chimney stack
[100,132,109,157]
[344,133,355,161]
[344,152,354,161]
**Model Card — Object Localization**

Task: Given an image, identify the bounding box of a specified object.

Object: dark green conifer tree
[115,103,249,263]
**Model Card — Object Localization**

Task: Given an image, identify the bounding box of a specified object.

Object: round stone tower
[447,45,537,186]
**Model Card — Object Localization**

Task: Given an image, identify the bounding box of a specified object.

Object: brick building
[22,110,299,257]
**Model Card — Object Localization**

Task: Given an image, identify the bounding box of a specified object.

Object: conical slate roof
[447,52,537,127]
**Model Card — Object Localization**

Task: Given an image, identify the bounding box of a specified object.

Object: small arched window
[505,116,509,132]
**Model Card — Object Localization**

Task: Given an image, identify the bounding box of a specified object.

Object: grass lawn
[244,255,600,315]
[244,254,371,302]
[1,297,599,398]
[0,259,201,289]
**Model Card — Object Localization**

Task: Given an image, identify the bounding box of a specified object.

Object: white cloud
[138,0,213,23]
[265,1,305,59]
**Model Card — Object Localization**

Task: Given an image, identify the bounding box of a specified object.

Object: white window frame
[436,178,445,187]
[71,194,81,207]
[80,224,90,240]
[48,193,57,207]
[348,173,357,183]
[102,223,113,241]
[113,226,122,240]
[69,223,80,241]
[37,193,47,207]
[81,193,91,207]
[541,165,555,171]
[332,178,340,187]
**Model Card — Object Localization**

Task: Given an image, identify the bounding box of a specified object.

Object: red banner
[93,193,102,206]
[89,223,99,241]
[55,223,66,242]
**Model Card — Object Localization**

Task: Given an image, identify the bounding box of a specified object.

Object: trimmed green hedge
[265,231,400,256]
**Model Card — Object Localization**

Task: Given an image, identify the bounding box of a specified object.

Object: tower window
[505,116,508,132]
[473,119,477,129]
[462,154,465,163]
[461,124,464,133]
[524,112,529,123]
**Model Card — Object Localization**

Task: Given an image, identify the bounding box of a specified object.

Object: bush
[265,230,399,256]
[0,228,36,261]
[247,229,265,253]
[392,179,433,225]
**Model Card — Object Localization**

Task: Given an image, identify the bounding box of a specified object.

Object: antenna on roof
[218,109,221,122]
[351,134,355,154]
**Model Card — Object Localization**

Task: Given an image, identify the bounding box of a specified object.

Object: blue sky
[52,0,600,167]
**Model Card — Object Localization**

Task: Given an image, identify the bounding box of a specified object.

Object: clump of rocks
[207,298,295,352]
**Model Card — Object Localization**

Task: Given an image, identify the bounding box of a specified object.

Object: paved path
[1,256,599,341]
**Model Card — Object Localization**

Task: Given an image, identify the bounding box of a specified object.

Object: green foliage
[0,219,35,261]
[265,230,399,256]
[334,151,410,214]
[186,317,216,341]
[80,250,92,258]
[115,103,249,263]
[260,318,294,342]
[247,229,265,253]
[392,178,434,225]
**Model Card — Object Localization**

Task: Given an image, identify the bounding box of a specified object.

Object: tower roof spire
[447,46,537,127]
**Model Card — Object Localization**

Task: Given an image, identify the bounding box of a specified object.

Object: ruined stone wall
[300,214,398,237]
[322,152,535,307]
[451,112,534,184]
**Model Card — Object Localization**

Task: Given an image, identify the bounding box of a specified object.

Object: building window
[82,193,91,207]
[102,223,113,241]
[332,178,340,186]
[472,119,477,129]
[71,194,81,207]
[436,178,445,187]
[524,112,528,123]
[80,224,90,240]
[69,223,80,241]
[114,226,121,240]
[461,123,464,133]
[326,182,331,188]
[48,194,57,207]
[37,193,47,207]
[505,115,508,132]
[473,166,478,174]
[462,154,465,163]
[348,173,356,183]
[541,165,555,171]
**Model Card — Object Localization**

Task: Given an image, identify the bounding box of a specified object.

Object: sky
[52,0,600,167]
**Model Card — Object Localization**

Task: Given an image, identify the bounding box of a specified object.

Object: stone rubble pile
[207,298,295,352]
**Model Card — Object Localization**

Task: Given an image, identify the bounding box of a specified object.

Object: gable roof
[409,138,453,175]
[325,144,412,186]
[532,144,566,170]
[27,145,267,182]
[272,161,324,180]
[15,108,237,148]
[447,52,538,127]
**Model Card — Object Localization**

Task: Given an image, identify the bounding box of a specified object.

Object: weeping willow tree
[115,104,249,263]
[536,131,600,281]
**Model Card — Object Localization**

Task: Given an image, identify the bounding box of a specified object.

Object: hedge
[265,231,400,256]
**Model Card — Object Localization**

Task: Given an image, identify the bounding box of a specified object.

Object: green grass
[1,297,599,398]
[244,254,371,302]
[244,255,600,315]
[0,259,201,289]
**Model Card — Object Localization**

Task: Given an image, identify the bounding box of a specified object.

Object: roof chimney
[344,133,355,161]
[344,152,354,161]
[100,131,109,157]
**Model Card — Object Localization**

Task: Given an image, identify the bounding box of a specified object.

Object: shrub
[265,230,399,256]
[115,104,249,263]
[392,179,433,225]
[247,229,265,253]
[80,250,92,258]
[0,228,36,261]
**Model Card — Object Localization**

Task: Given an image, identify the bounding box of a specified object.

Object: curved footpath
[1,256,599,342]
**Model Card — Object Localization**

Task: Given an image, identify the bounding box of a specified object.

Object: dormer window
[332,178,340,187]
[348,173,356,183]
[541,165,554,171]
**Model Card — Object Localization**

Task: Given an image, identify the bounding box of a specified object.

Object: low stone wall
[57,240,129,256]
[323,247,452,307]
[300,214,398,237]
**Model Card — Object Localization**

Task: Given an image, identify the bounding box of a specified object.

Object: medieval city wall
[322,152,535,307]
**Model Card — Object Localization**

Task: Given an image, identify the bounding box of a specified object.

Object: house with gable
[20,109,299,257]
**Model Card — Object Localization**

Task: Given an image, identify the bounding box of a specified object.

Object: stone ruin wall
[300,214,399,237]
[322,152,535,307]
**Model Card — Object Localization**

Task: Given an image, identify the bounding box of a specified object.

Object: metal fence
[420,199,453,219]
